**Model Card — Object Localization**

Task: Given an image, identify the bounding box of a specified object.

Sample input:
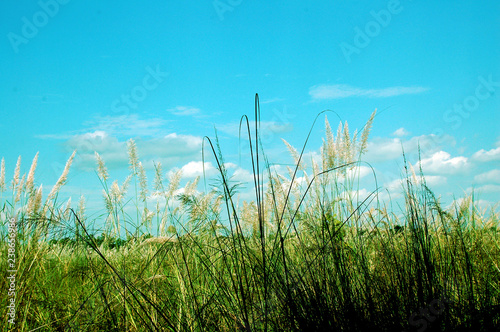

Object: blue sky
[1,0,499,218]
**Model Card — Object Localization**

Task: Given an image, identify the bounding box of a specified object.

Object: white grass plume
[47,150,76,202]
[26,152,39,194]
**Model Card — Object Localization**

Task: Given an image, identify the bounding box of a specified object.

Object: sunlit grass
[1,95,499,331]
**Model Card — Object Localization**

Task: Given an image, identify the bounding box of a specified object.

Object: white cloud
[340,188,380,203]
[38,114,171,140]
[66,131,204,171]
[364,134,455,163]
[309,84,429,100]
[423,175,448,187]
[474,184,500,194]
[166,106,201,116]
[231,168,255,183]
[474,169,500,184]
[365,138,404,162]
[447,197,497,211]
[168,162,255,189]
[176,161,217,178]
[392,128,410,137]
[224,162,238,169]
[84,114,169,137]
[475,200,499,210]
[472,146,500,162]
[66,131,127,169]
[385,178,404,192]
[384,175,446,192]
[296,151,322,169]
[346,165,372,179]
[417,151,469,175]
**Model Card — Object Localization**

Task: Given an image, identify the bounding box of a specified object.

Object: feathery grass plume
[75,194,85,239]
[286,165,295,181]
[63,197,72,220]
[269,173,287,223]
[120,174,132,196]
[282,138,301,168]
[77,195,86,220]
[213,192,222,213]
[0,157,5,192]
[166,224,177,234]
[154,162,164,192]
[103,189,113,216]
[324,116,336,168]
[343,121,352,165]
[102,179,120,236]
[144,274,168,282]
[11,156,21,191]
[15,174,26,204]
[409,163,419,185]
[47,150,76,201]
[184,176,200,197]
[159,207,169,236]
[325,116,335,152]
[158,170,182,235]
[352,126,358,141]
[27,185,43,215]
[359,109,376,156]
[330,122,342,169]
[191,191,214,222]
[110,180,122,203]
[26,152,39,194]
[142,235,178,245]
[127,139,139,173]
[137,161,148,202]
[241,200,258,234]
[142,207,155,226]
[95,152,109,182]
[336,121,342,147]
[311,157,323,199]
[352,127,358,161]
[26,185,37,215]
[42,199,53,218]
[103,180,122,236]
[320,143,328,172]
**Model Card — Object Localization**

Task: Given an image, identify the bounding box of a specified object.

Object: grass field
[1,98,499,331]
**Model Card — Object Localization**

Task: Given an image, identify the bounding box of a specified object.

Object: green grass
[1,95,499,331]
